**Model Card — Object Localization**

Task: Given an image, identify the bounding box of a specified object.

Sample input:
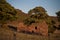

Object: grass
[0,27,48,40]
[0,27,60,40]
[16,33,48,40]
[48,33,60,40]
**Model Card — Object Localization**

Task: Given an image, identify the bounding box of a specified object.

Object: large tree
[24,6,52,25]
[28,7,49,19]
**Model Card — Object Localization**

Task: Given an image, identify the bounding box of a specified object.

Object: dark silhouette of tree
[56,11,60,21]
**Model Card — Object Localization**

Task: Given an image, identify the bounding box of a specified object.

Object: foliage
[56,11,60,21]
[28,7,46,15]
[24,18,35,25]
[16,9,28,22]
[24,6,51,26]
[51,20,56,24]
[48,25,56,33]
[47,18,57,33]
[0,0,17,24]
[24,6,56,33]
[28,7,48,19]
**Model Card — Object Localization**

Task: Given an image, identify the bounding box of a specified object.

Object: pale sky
[7,0,60,16]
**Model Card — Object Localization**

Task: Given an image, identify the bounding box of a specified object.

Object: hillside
[0,25,60,40]
[0,27,48,40]
[0,0,60,40]
[16,9,28,22]
[0,0,17,24]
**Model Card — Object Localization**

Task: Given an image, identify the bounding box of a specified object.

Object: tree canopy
[24,6,51,26]
[28,7,48,19]
[56,11,60,21]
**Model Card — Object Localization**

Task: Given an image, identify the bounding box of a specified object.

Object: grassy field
[48,33,60,40]
[0,27,48,40]
[0,27,60,40]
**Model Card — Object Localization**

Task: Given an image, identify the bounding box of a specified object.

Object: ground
[0,27,48,40]
[0,27,60,40]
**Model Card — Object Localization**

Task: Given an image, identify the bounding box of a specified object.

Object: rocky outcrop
[17,21,48,36]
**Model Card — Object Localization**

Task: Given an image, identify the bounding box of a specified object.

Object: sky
[7,0,60,16]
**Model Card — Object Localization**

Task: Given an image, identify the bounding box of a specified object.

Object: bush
[24,18,35,25]
[48,25,56,33]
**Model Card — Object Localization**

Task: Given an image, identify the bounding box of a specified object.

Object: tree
[28,6,49,19]
[56,11,60,21]
[24,6,52,26]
